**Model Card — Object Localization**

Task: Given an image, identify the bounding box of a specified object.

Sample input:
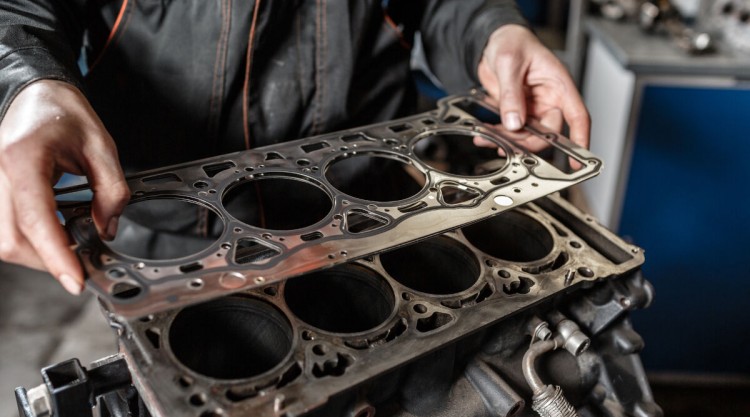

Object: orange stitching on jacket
[384,12,411,50]
[88,0,131,72]
[242,0,262,150]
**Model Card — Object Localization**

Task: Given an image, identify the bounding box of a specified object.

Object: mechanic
[0,1,589,295]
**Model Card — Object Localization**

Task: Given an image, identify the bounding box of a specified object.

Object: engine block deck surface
[115,194,645,417]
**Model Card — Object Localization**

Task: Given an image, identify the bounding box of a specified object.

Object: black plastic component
[43,359,92,417]
[16,356,132,417]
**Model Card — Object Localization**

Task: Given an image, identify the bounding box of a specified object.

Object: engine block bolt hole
[413,304,428,314]
[176,375,193,388]
[577,267,595,278]
[108,268,126,279]
[381,236,479,295]
[263,286,278,296]
[189,393,207,407]
[312,344,329,356]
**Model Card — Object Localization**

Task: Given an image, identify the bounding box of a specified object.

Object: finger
[524,108,563,154]
[539,108,564,133]
[493,54,527,131]
[472,136,506,157]
[0,172,46,270]
[84,135,130,241]
[477,57,499,99]
[517,137,549,153]
[561,88,591,149]
[473,136,497,148]
[546,102,584,170]
[9,167,84,294]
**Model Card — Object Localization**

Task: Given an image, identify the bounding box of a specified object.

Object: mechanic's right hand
[0,80,130,294]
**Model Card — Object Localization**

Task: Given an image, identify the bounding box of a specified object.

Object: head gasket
[56,91,602,319]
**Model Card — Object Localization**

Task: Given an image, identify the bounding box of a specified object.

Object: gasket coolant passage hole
[325,154,426,202]
[106,199,224,260]
[168,297,293,380]
[223,177,333,230]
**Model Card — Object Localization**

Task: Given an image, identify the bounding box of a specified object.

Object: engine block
[112,194,651,417]
[16,92,661,417]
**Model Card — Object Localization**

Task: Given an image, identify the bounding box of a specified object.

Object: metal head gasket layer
[56,91,602,319]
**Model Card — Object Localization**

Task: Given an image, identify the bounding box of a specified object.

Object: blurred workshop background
[2,1,750,416]
[514,0,750,415]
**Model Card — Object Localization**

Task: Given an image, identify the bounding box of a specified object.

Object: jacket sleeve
[0,0,86,119]
[419,0,529,93]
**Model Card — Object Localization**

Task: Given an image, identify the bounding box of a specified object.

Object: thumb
[494,56,527,132]
[84,138,130,241]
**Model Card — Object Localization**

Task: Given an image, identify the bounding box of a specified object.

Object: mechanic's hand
[477,24,590,151]
[0,80,130,294]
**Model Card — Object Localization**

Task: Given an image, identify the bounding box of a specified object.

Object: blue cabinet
[620,85,750,373]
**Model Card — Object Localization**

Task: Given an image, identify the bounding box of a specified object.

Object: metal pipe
[522,339,558,395]
[522,335,580,417]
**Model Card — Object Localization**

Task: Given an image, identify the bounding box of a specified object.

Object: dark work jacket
[0,0,526,173]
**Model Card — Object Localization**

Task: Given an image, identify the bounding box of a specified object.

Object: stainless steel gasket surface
[56,91,603,319]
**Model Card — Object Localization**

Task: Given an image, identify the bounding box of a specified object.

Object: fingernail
[105,216,119,241]
[504,112,522,130]
[60,274,82,295]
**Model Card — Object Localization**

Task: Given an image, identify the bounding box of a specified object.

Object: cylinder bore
[462,210,553,262]
[106,199,223,260]
[413,132,508,176]
[284,264,395,333]
[168,297,293,380]
[325,154,426,202]
[223,177,332,230]
[380,236,480,295]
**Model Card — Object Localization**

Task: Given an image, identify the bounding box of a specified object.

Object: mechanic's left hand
[477,24,590,151]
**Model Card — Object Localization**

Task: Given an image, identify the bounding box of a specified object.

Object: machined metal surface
[107,193,645,417]
[55,91,602,319]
